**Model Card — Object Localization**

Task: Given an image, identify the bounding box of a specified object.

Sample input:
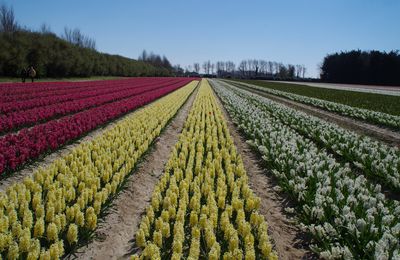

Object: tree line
[183,60,307,80]
[320,50,400,85]
[0,3,173,78]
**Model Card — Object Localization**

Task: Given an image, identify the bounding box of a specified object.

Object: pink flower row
[0,79,185,133]
[0,78,178,113]
[0,78,195,175]
[0,77,174,102]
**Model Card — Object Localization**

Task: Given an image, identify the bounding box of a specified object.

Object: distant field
[234,79,400,116]
[0,76,122,83]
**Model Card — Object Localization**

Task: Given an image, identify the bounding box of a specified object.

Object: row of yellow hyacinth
[0,81,198,259]
[133,80,277,260]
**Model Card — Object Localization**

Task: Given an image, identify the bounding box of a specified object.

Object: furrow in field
[214,80,400,195]
[212,80,400,259]
[227,80,400,130]
[0,79,193,177]
[0,81,197,259]
[73,80,200,260]
[213,87,315,259]
[133,80,277,260]
[230,80,400,147]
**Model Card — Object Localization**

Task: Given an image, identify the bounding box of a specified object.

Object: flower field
[133,80,277,259]
[216,81,400,192]
[211,79,400,259]
[228,80,400,130]
[0,76,399,259]
[0,80,197,259]
[0,78,194,176]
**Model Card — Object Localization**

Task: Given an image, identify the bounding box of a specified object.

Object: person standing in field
[27,66,36,82]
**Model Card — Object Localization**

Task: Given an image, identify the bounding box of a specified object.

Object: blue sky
[7,0,400,77]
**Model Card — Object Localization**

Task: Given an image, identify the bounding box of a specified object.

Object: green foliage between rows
[234,80,400,116]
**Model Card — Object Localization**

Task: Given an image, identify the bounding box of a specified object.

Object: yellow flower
[0,233,12,252]
[229,231,239,252]
[49,242,60,259]
[199,214,207,229]
[146,206,155,224]
[135,228,146,248]
[7,241,19,260]
[65,206,75,222]
[190,211,198,227]
[0,216,9,233]
[67,223,78,245]
[172,238,182,254]
[39,249,51,260]
[45,205,55,223]
[32,192,42,211]
[142,243,161,260]
[208,242,221,260]
[75,210,85,227]
[188,238,200,259]
[85,207,97,230]
[26,239,40,260]
[232,248,243,259]
[153,230,162,248]
[11,221,23,238]
[161,222,170,238]
[46,222,58,242]
[18,228,31,252]
[192,226,200,239]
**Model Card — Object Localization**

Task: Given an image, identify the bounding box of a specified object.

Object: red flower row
[0,79,186,133]
[0,78,178,113]
[0,77,175,102]
[0,78,195,175]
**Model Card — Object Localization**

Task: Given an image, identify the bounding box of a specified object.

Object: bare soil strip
[213,90,315,260]
[235,82,400,147]
[72,86,199,260]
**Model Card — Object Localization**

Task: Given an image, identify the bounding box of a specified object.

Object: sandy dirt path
[232,82,400,147]
[270,81,400,96]
[212,87,315,260]
[71,85,199,260]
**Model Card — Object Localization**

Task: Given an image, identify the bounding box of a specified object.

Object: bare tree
[193,63,200,74]
[288,64,295,79]
[295,64,302,78]
[250,59,260,77]
[0,3,18,33]
[238,60,247,77]
[202,60,211,74]
[40,23,52,34]
[301,65,307,78]
[138,50,148,61]
[259,60,267,76]
[216,61,224,77]
[62,27,96,49]
[267,61,274,76]
[226,61,235,73]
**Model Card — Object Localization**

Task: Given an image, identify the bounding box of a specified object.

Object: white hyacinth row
[218,80,400,191]
[226,80,400,130]
[210,79,400,260]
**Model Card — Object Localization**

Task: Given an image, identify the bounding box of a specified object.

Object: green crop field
[234,80,400,116]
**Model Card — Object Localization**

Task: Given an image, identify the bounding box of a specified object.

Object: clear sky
[6,0,400,77]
